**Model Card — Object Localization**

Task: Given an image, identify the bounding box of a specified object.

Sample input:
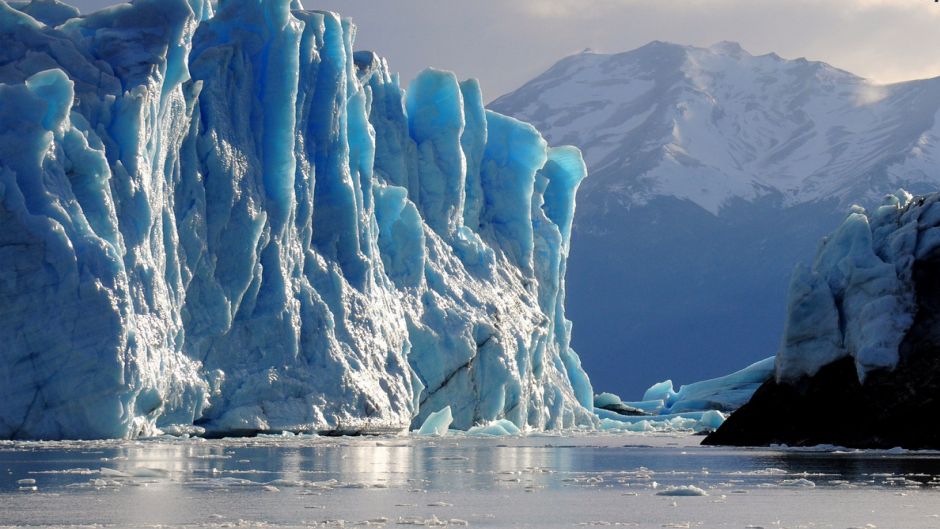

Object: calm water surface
[2,433,939,528]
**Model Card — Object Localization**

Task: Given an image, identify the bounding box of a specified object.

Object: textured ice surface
[595,357,772,432]
[593,392,623,409]
[643,381,677,403]
[0,0,594,439]
[598,410,722,433]
[638,358,773,414]
[466,419,521,436]
[775,190,929,382]
[659,357,774,414]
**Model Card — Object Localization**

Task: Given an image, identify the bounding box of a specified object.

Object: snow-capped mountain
[493,41,940,215]
[490,41,940,396]
[0,0,595,439]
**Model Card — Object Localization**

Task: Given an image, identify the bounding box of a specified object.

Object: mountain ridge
[491,40,940,217]
[490,41,940,397]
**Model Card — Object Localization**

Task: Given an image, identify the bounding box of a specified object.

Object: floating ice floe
[417,407,454,436]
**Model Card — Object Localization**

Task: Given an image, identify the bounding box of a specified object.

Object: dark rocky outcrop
[705,251,940,449]
[597,402,651,417]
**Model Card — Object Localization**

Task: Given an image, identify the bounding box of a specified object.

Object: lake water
[2,433,940,528]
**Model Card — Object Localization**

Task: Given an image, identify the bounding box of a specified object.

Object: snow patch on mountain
[491,41,940,216]
[490,41,940,398]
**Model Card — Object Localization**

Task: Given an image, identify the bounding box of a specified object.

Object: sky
[68,0,940,101]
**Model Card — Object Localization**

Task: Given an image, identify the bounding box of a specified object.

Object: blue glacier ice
[416,406,453,436]
[593,356,774,432]
[0,0,595,439]
[466,418,522,437]
[648,357,774,413]
[659,356,774,414]
[775,190,923,383]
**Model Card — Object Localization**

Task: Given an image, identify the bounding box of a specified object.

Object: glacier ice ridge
[0,0,597,439]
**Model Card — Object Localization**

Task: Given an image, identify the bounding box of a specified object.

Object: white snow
[491,42,940,215]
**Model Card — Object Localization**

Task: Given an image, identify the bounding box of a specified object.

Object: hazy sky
[67,0,940,101]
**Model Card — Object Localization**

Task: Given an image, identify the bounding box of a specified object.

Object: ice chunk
[668,357,774,413]
[621,400,667,414]
[608,356,770,431]
[643,380,677,403]
[656,485,708,497]
[600,367,744,431]
[598,411,717,433]
[466,419,522,437]
[417,407,453,436]
[594,392,623,409]
[699,410,726,431]
[780,478,816,488]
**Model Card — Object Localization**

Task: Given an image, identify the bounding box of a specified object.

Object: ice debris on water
[595,356,773,432]
[466,420,522,437]
[417,407,453,436]
[655,485,708,497]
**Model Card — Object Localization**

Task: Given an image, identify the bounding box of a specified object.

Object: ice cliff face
[706,191,940,449]
[0,0,594,440]
[775,190,930,382]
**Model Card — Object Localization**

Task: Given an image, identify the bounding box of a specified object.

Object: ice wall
[775,190,929,383]
[0,0,595,439]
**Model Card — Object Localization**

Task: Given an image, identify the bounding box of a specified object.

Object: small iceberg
[417,407,454,436]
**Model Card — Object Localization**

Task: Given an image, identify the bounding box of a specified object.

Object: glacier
[0,0,595,440]
[707,190,940,448]
[775,190,921,382]
[642,356,774,414]
[589,357,774,433]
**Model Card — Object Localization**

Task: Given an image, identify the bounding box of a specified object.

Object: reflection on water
[2,434,940,528]
[4,435,940,492]
[772,450,940,486]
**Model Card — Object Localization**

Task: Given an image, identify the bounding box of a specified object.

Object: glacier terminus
[0,0,597,440]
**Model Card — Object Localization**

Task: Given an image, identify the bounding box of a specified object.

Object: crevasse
[0,0,595,440]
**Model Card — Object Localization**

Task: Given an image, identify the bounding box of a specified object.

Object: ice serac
[707,191,940,449]
[360,56,593,431]
[0,0,595,440]
[774,195,916,382]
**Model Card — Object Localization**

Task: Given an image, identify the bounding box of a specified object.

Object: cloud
[64,0,940,99]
